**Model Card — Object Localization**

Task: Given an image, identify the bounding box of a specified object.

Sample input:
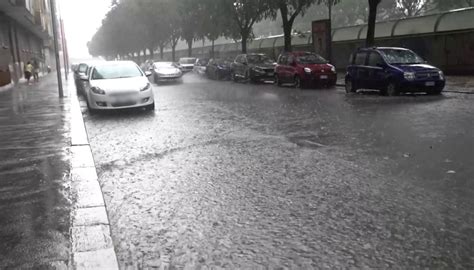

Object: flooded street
[83,73,474,269]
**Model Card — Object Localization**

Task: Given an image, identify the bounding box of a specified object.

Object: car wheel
[294,76,303,89]
[385,81,400,96]
[275,74,282,86]
[428,88,443,95]
[345,78,356,93]
[231,71,238,82]
[145,103,155,111]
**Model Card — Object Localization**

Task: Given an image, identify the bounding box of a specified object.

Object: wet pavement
[82,73,474,269]
[0,75,71,269]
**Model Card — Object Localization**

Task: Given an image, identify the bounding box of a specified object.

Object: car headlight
[140,82,152,92]
[438,70,445,80]
[330,65,336,73]
[404,72,416,81]
[91,86,105,95]
[304,67,312,74]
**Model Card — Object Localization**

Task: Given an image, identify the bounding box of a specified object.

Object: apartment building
[0,0,55,86]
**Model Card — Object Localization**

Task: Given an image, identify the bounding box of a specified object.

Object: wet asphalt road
[82,73,474,269]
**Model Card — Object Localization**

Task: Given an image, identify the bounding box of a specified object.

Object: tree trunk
[187,39,193,57]
[241,31,248,54]
[172,45,177,62]
[211,40,215,58]
[328,2,333,62]
[366,0,380,47]
[149,47,154,60]
[143,49,147,63]
[280,5,292,52]
[160,46,164,60]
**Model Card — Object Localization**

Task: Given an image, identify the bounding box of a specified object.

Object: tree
[221,0,272,53]
[396,0,429,17]
[198,0,227,58]
[269,0,318,52]
[366,0,381,47]
[177,0,201,57]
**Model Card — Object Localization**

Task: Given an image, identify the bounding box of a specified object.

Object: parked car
[178,57,197,72]
[80,61,154,113]
[231,53,276,83]
[206,58,232,80]
[345,47,446,95]
[151,62,183,84]
[74,61,106,96]
[193,58,209,75]
[275,51,337,88]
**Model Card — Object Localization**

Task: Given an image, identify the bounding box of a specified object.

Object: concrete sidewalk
[0,74,118,269]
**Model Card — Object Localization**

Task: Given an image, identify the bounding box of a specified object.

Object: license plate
[320,75,328,79]
[425,81,435,86]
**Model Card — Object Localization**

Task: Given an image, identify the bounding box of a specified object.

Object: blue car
[345,47,445,96]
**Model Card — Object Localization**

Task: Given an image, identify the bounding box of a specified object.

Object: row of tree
[88,0,473,61]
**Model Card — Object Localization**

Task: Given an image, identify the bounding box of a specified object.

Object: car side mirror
[79,74,88,81]
[145,71,152,77]
[243,62,248,66]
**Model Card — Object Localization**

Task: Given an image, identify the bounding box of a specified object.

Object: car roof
[358,47,410,52]
[90,61,138,68]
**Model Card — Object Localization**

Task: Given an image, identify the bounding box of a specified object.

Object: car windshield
[247,55,273,64]
[179,58,196,64]
[296,53,327,64]
[379,49,425,64]
[154,62,176,68]
[91,64,142,80]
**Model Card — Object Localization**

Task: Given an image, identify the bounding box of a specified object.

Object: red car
[274,51,337,88]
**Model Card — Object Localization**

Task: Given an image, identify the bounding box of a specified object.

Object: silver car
[178,57,196,72]
[80,61,155,112]
[151,62,183,84]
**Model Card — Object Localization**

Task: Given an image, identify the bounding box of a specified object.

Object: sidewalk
[336,73,474,93]
[0,74,118,269]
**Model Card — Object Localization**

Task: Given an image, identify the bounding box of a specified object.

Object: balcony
[0,0,51,40]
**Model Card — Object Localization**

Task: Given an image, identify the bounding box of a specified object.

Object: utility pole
[49,0,63,98]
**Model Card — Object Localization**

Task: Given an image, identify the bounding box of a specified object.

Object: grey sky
[59,0,111,59]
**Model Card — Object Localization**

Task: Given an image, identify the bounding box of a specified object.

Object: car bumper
[251,72,275,82]
[400,80,445,92]
[303,73,337,85]
[88,91,155,110]
[155,75,182,82]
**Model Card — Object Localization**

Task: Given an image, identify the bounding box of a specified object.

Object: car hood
[155,67,181,74]
[301,63,333,72]
[180,64,194,67]
[90,77,149,93]
[251,63,276,69]
[391,63,439,72]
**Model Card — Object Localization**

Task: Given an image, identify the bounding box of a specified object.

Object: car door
[276,54,287,82]
[353,51,369,89]
[366,51,386,90]
[286,54,298,82]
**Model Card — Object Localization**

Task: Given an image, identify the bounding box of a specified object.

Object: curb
[69,92,119,269]
[335,83,474,94]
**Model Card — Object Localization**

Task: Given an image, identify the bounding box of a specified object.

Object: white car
[151,62,183,84]
[178,57,196,72]
[81,61,155,112]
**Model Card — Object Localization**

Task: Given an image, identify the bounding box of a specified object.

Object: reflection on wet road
[0,78,71,269]
[83,73,474,269]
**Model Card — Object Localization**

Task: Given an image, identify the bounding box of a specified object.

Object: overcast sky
[59,0,111,59]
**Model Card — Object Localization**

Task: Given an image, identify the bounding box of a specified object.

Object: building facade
[0,0,54,87]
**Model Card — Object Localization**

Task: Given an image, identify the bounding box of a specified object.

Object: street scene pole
[49,0,63,98]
